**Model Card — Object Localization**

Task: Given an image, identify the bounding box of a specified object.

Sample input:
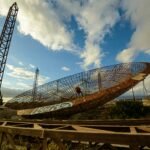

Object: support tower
[32,68,39,101]
[0,3,18,105]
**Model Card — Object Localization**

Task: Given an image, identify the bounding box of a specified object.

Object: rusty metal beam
[0,120,150,149]
[2,118,150,126]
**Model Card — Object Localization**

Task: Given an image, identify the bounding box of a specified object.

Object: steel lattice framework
[9,62,149,104]
[0,3,18,105]
[6,62,150,118]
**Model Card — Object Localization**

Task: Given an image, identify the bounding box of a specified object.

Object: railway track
[0,119,150,150]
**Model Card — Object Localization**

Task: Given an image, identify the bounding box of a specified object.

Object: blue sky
[0,0,150,101]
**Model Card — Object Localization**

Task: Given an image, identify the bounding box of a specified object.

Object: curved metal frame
[6,62,150,117]
[9,62,148,104]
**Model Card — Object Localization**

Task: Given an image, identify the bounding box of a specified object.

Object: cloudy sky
[0,0,149,101]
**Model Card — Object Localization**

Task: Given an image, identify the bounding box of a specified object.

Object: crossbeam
[0,120,150,149]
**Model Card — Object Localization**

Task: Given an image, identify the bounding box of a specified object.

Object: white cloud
[18,61,24,66]
[0,0,73,51]
[16,82,31,89]
[57,0,120,69]
[2,62,50,101]
[29,64,35,69]
[80,42,102,69]
[6,64,35,80]
[0,0,120,69]
[3,76,31,91]
[61,66,70,71]
[116,48,137,63]
[6,64,49,85]
[123,75,150,96]
[78,0,119,69]
[116,0,150,62]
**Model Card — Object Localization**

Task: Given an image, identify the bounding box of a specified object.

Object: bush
[110,100,144,119]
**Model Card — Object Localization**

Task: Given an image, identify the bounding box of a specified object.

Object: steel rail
[2,118,150,125]
[0,120,150,149]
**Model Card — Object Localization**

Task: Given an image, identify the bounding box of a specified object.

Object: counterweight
[0,3,18,105]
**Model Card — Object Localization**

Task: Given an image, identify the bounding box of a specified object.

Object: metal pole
[132,87,135,101]
[98,72,102,91]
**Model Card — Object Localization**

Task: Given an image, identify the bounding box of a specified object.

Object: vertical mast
[32,68,39,101]
[98,71,102,91]
[0,3,18,105]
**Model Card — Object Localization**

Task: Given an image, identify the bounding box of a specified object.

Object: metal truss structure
[6,62,150,118]
[0,3,18,105]
[0,119,150,150]
[8,62,149,103]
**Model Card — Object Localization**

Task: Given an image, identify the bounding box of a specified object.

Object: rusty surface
[0,120,150,148]
[6,62,150,118]
[2,118,150,125]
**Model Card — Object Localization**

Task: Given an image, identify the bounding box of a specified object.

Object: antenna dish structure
[6,62,150,118]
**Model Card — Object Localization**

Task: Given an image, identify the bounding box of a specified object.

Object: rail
[0,119,150,149]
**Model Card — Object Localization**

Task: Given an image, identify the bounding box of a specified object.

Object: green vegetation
[110,100,145,119]
[70,100,150,120]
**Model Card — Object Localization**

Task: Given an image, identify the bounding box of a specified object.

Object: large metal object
[0,120,150,150]
[4,118,150,126]
[0,3,18,105]
[6,62,150,118]
[32,68,39,102]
